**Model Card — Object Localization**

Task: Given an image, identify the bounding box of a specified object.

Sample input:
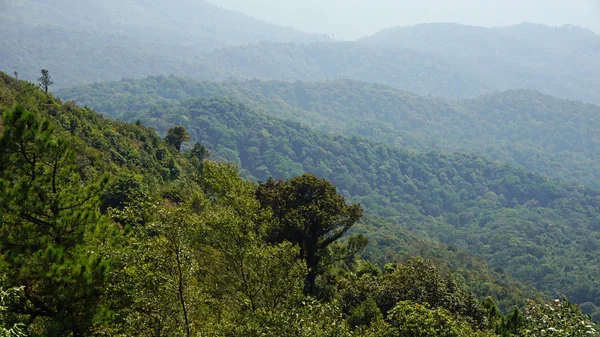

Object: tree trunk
[303,241,319,295]
[175,248,191,337]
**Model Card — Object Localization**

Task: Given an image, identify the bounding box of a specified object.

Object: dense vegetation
[5,73,594,336]
[57,84,600,318]
[58,76,600,189]
[3,1,600,334]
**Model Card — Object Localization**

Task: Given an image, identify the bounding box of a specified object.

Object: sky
[209,0,600,40]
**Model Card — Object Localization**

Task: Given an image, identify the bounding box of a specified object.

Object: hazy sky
[209,0,600,39]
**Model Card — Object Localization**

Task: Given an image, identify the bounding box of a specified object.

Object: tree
[106,201,202,337]
[382,301,480,337]
[0,105,115,336]
[165,126,190,151]
[12,71,17,80]
[200,162,306,315]
[186,142,211,174]
[376,258,485,324]
[256,174,364,295]
[37,69,53,93]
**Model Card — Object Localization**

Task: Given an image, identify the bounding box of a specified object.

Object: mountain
[182,42,494,98]
[1,0,326,47]
[4,17,600,105]
[57,77,600,315]
[360,23,600,105]
[0,0,328,87]
[0,71,563,335]
[57,76,600,190]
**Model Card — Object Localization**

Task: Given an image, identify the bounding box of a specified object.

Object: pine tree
[0,105,115,335]
[37,69,53,93]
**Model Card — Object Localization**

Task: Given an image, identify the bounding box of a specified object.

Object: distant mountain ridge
[0,0,328,87]
[2,5,599,104]
[360,23,600,104]
[2,0,327,47]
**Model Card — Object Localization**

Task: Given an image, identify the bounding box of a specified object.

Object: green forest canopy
[55,75,600,319]
[3,72,591,335]
[58,76,600,189]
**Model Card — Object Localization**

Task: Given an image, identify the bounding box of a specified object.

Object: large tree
[165,126,190,152]
[256,174,364,294]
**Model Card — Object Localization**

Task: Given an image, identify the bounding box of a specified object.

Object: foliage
[2,73,599,336]
[164,126,190,151]
[0,104,117,336]
[382,300,482,337]
[57,76,600,189]
[60,86,600,312]
[337,257,487,330]
[0,286,27,337]
[256,174,364,294]
[520,298,599,336]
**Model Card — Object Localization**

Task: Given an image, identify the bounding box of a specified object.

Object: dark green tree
[165,126,190,151]
[256,174,364,295]
[37,69,53,93]
[0,105,114,336]
[186,142,211,174]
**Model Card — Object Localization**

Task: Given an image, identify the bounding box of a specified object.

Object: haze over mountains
[209,0,600,39]
[2,0,599,105]
[0,0,328,87]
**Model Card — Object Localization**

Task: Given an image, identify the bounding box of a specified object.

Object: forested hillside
[58,76,600,189]
[3,72,583,336]
[56,77,600,319]
[3,0,600,333]
[0,0,327,87]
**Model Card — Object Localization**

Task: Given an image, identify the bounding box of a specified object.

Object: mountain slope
[0,0,328,88]
[65,87,600,312]
[361,23,600,104]
[0,72,552,335]
[5,18,600,105]
[1,0,326,47]
[57,76,600,189]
